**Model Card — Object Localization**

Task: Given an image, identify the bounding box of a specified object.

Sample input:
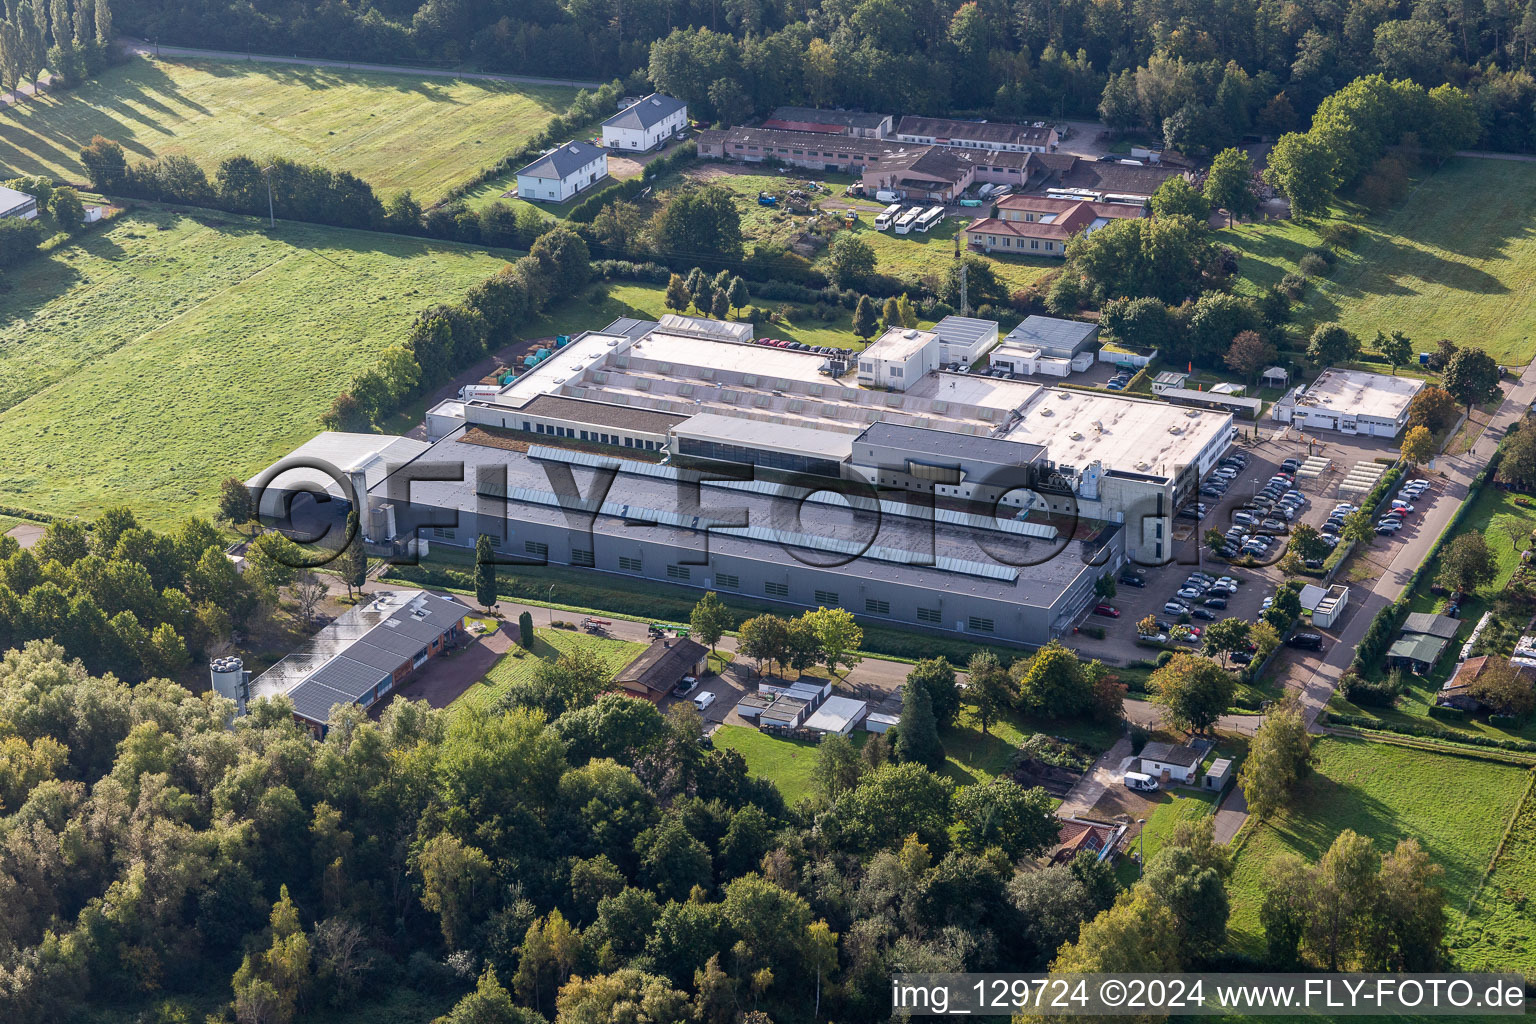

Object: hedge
[1327,712,1536,752]
[567,143,698,223]
[1427,704,1467,721]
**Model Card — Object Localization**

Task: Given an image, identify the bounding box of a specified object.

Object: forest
[115,0,1536,151]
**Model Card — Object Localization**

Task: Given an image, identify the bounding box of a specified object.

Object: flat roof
[856,420,1045,468]
[768,106,890,130]
[628,331,830,383]
[863,327,936,363]
[248,431,431,500]
[674,412,856,460]
[803,695,868,732]
[1297,368,1425,420]
[933,315,998,346]
[904,371,1044,410]
[489,331,636,408]
[1003,316,1098,354]
[1003,390,1231,477]
[518,393,686,434]
[0,184,33,216]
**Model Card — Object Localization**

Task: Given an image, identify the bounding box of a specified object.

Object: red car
[1092,603,1121,618]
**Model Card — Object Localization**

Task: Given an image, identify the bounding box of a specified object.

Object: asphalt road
[120,38,604,89]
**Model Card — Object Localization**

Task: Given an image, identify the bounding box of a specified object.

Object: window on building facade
[865,598,890,615]
[618,555,643,572]
[525,541,548,558]
[764,581,789,597]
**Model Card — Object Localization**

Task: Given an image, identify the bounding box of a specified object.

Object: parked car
[1204,596,1228,609]
[1376,522,1401,534]
[1192,608,1217,620]
[1281,457,1302,472]
[1119,572,1146,587]
[1304,557,1325,570]
[1285,633,1324,650]
[1261,518,1288,532]
[1231,650,1255,664]
[1163,601,1190,615]
[1092,603,1121,617]
[1234,511,1260,526]
[672,676,700,697]
[1390,502,1414,514]
[1177,587,1203,600]
[693,691,717,711]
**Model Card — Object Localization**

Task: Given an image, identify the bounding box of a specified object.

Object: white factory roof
[802,695,868,734]
[906,371,1042,410]
[489,331,632,407]
[863,327,937,363]
[247,432,430,508]
[673,412,857,460]
[1003,389,1230,476]
[628,331,831,383]
[0,184,33,217]
[1296,368,1425,420]
[657,313,754,343]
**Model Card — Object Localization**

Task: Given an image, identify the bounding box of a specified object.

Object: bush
[1297,252,1330,277]
[1279,272,1308,299]
[1322,223,1360,249]
[1129,725,1149,754]
[1155,650,1174,667]
[1427,705,1467,721]
[1341,672,1400,707]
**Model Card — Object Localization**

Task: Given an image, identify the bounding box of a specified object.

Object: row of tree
[0,0,112,99]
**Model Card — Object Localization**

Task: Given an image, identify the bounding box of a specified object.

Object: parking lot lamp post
[548,585,556,625]
[1137,818,1147,878]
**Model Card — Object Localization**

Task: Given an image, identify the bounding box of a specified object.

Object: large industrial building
[256,315,1233,647]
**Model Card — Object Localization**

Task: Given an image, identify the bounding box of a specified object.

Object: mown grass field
[1224,157,1536,366]
[0,56,575,203]
[1456,778,1536,971]
[451,627,645,715]
[1115,790,1218,886]
[1225,738,1531,962]
[0,209,508,527]
[713,725,827,805]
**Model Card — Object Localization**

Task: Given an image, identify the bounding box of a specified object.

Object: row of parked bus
[874,203,945,235]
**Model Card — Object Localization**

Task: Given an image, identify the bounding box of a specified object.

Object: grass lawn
[0,209,508,527]
[1226,157,1536,366]
[0,56,575,203]
[1225,738,1531,961]
[1456,778,1536,971]
[942,705,1121,787]
[451,627,646,715]
[1114,790,1218,886]
[713,724,827,805]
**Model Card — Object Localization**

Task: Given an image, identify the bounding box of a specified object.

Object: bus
[874,203,902,230]
[915,206,945,232]
[894,207,922,234]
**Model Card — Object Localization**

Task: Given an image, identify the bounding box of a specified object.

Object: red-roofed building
[1049,816,1127,864]
[965,194,1145,257]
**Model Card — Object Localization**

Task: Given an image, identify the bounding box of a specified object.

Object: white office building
[857,327,940,391]
[1271,368,1425,438]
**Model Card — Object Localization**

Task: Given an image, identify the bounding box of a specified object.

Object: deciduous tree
[1239,699,1313,820]
[1149,653,1235,734]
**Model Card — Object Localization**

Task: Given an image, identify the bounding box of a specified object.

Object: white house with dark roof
[602,93,687,151]
[516,140,608,202]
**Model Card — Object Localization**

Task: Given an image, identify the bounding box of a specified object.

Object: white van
[875,189,898,203]
[693,691,717,712]
[1123,771,1159,792]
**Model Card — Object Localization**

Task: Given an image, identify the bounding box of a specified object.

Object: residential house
[896,115,1058,153]
[515,141,608,203]
[614,637,708,702]
[1138,740,1205,784]
[763,106,893,138]
[965,195,1143,257]
[0,185,38,220]
[1050,816,1127,864]
[602,94,688,151]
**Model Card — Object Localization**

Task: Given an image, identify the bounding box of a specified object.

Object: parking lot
[1075,429,1424,668]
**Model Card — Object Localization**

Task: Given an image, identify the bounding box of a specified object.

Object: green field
[451,627,646,715]
[1225,157,1536,366]
[1456,779,1536,971]
[1115,790,1218,886]
[0,209,508,526]
[1225,738,1531,961]
[0,56,576,203]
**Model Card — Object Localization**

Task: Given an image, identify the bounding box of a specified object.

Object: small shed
[1151,370,1189,394]
[864,712,899,734]
[1401,612,1461,640]
[803,696,869,736]
[1139,740,1204,784]
[1261,366,1289,388]
[1203,758,1233,792]
[1387,634,1448,674]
